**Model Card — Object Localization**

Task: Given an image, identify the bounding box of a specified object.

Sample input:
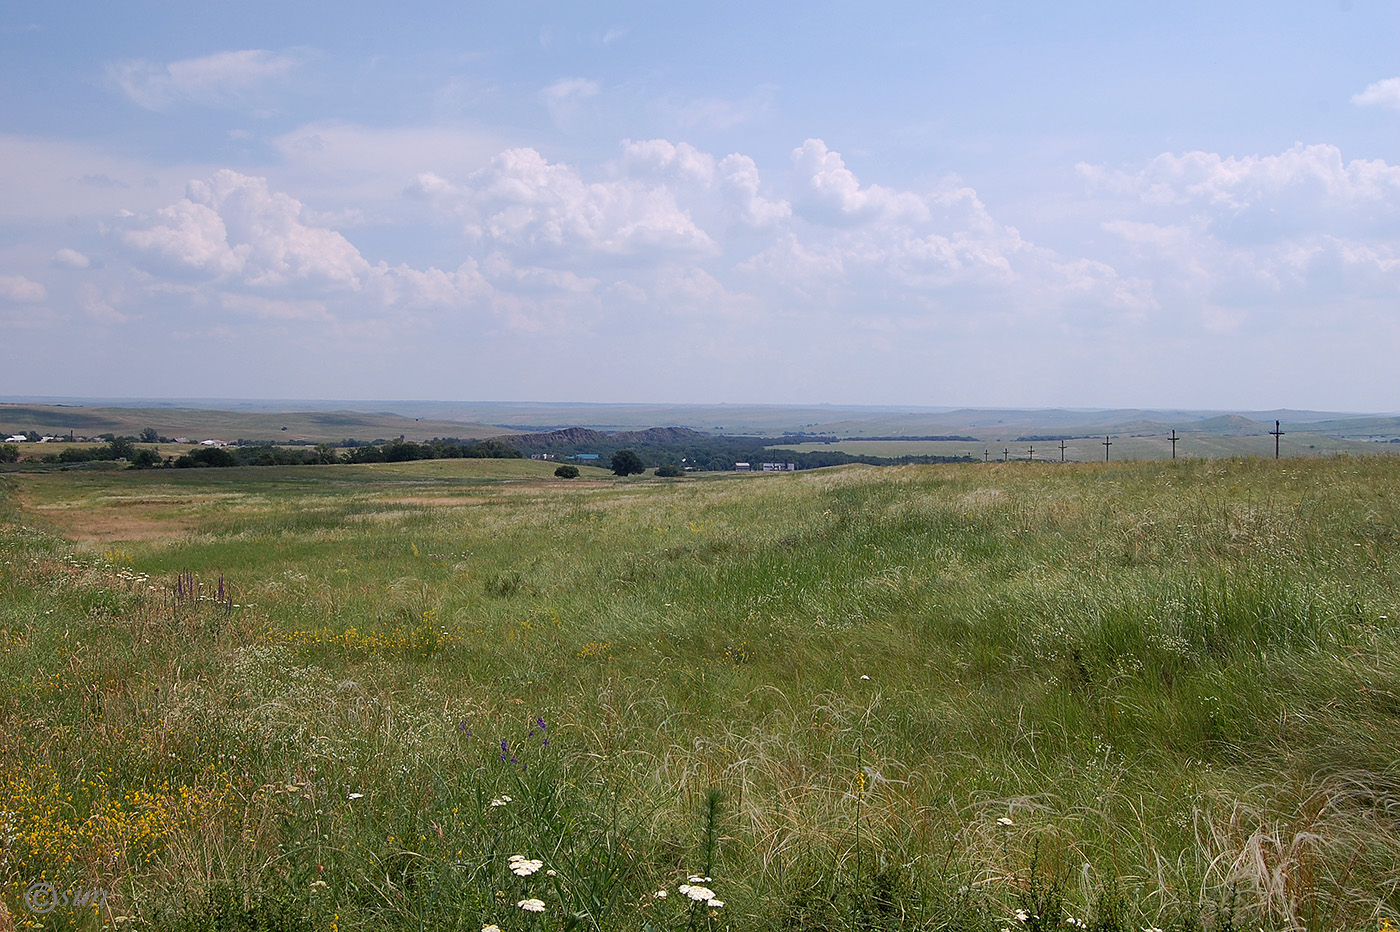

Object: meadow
[0,456,1397,931]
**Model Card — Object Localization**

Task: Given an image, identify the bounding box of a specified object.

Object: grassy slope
[0,458,1397,930]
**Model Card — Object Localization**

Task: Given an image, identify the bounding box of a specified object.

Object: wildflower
[654,890,668,898]
[508,855,544,877]
[708,899,724,908]
[1015,909,1031,922]
[860,674,870,680]
[348,792,364,801]
[517,898,546,913]
[489,796,512,807]
[483,926,502,932]
[687,875,711,883]
[997,816,1014,826]
[679,884,716,902]
[1064,918,1086,929]
[310,880,328,890]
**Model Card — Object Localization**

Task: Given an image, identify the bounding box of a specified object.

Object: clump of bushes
[554,464,580,479]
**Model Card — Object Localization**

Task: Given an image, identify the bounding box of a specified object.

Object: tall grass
[0,457,1397,930]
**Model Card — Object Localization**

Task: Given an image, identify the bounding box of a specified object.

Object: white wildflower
[509,856,544,877]
[654,890,668,898]
[707,898,724,908]
[482,926,502,932]
[490,795,513,807]
[997,816,1014,826]
[679,884,716,902]
[516,898,546,913]
[1015,908,1030,922]
[347,792,364,800]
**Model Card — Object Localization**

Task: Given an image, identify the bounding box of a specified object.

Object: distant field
[770,433,1396,461]
[0,404,501,443]
[1,457,1398,930]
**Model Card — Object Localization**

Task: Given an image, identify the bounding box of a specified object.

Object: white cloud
[467,147,718,258]
[540,78,600,126]
[1352,77,1400,111]
[1084,144,1400,325]
[119,170,370,289]
[107,49,306,111]
[0,275,46,303]
[791,139,928,225]
[52,248,91,269]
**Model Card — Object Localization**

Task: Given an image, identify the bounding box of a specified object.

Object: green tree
[129,448,163,469]
[654,464,683,477]
[105,437,136,461]
[139,427,160,443]
[554,464,580,479]
[610,449,646,476]
[0,443,18,463]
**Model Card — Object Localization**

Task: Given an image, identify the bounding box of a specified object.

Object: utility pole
[1027,445,1035,461]
[1169,429,1179,460]
[1003,448,1010,462]
[1103,436,1112,462]
[1059,439,1067,462]
[1269,420,1284,459]
[984,448,989,463]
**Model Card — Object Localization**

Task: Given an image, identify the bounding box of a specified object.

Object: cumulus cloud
[107,49,305,111]
[466,147,718,258]
[118,170,370,288]
[52,248,91,269]
[1083,143,1400,322]
[0,275,46,303]
[792,139,928,225]
[1352,77,1400,110]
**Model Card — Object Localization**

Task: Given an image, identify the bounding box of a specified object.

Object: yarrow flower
[1015,908,1031,922]
[482,925,501,932]
[489,795,512,807]
[679,884,716,902]
[654,890,668,898]
[997,816,1014,826]
[508,855,544,877]
[347,792,364,801]
[516,898,546,913]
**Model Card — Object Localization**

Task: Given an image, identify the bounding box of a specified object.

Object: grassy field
[768,435,1394,461]
[0,457,1397,931]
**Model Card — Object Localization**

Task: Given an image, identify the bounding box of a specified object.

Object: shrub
[654,464,683,477]
[554,464,580,479]
[0,443,19,463]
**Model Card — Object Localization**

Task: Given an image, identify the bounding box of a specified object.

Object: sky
[2,1,1399,411]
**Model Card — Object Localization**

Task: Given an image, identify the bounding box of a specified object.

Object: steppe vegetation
[0,456,1397,931]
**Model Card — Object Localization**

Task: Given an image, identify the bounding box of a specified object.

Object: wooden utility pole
[1169,429,1179,460]
[984,448,989,463]
[1059,439,1067,462]
[1103,436,1112,462]
[1269,420,1284,459]
[1003,448,1010,462]
[1027,445,1035,461]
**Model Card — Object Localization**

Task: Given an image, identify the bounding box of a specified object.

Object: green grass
[0,457,1397,931]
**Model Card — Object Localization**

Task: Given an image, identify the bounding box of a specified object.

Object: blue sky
[3,1,1399,410]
